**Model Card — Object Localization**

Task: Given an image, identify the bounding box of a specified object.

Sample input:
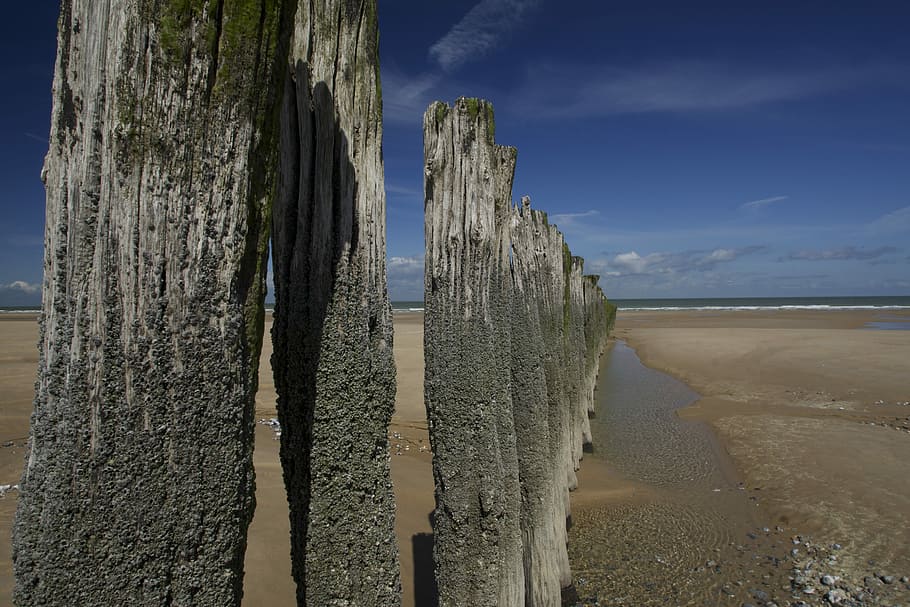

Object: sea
[390,296,910,312]
[390,300,424,313]
[609,296,910,311]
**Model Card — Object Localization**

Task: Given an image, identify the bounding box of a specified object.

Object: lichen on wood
[424,101,614,607]
[424,97,524,607]
[13,0,291,604]
[270,1,400,605]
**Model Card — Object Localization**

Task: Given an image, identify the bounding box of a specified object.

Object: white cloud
[0,280,42,306]
[4,280,39,294]
[602,246,765,277]
[548,210,599,228]
[740,195,788,211]
[388,255,424,300]
[266,263,275,302]
[388,256,424,272]
[24,132,48,144]
[385,183,422,200]
[429,0,542,71]
[783,246,900,262]
[382,69,441,124]
[612,251,652,274]
[512,62,901,119]
[866,205,910,234]
[705,248,736,262]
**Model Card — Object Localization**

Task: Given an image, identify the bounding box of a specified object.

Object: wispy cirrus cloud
[782,246,900,262]
[741,195,788,211]
[600,246,765,276]
[511,61,902,119]
[548,210,599,228]
[381,69,441,124]
[866,205,910,234]
[385,183,422,200]
[24,132,48,144]
[772,274,831,281]
[429,0,542,72]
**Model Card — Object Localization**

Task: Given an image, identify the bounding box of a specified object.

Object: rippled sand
[569,341,780,605]
[574,308,910,605]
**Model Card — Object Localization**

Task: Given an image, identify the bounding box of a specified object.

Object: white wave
[619,305,910,312]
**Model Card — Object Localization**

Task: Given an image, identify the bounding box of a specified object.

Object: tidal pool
[568,341,787,606]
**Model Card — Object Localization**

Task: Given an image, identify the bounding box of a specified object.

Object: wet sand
[241,312,436,606]
[2,308,909,605]
[567,339,769,605]
[597,308,910,604]
[0,315,36,606]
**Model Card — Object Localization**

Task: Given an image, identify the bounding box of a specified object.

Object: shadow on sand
[412,531,438,607]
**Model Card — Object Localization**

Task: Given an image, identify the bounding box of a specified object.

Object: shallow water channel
[568,341,782,606]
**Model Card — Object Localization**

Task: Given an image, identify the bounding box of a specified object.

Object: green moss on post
[562,242,572,333]
[604,299,617,331]
[486,104,496,145]
[156,0,284,103]
[216,0,276,94]
[464,97,481,120]
[158,0,214,63]
[435,102,449,124]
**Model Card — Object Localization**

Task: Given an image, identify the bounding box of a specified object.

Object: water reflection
[587,341,723,488]
[568,341,769,606]
[864,321,910,330]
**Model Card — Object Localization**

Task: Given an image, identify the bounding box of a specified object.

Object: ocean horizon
[393,296,910,312]
[607,295,910,311]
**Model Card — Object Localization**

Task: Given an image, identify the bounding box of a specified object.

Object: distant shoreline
[611,295,910,311]
[606,307,910,599]
[617,304,910,311]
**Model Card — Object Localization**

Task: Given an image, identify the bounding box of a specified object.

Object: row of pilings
[13,1,400,606]
[424,98,615,607]
[12,0,614,605]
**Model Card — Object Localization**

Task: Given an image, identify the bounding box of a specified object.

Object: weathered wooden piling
[510,197,571,604]
[424,98,525,607]
[16,1,400,606]
[424,101,614,607]
[583,275,614,419]
[270,1,400,605]
[13,1,290,604]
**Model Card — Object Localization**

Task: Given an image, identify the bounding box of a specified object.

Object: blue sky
[2,2,910,304]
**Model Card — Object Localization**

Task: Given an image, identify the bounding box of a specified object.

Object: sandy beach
[241,312,436,607]
[2,308,909,605]
[614,309,910,578]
